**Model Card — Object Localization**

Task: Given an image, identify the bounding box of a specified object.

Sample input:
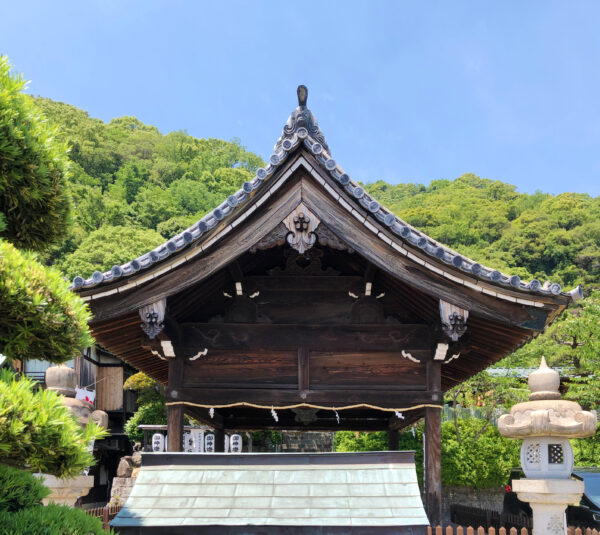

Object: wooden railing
[84,504,123,530]
[429,526,600,535]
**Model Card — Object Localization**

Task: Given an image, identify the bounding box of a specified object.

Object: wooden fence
[84,504,123,530]
[429,526,599,535]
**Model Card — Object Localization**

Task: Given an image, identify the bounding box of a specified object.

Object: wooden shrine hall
[73,86,580,528]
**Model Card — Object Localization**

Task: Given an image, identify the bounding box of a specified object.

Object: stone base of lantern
[37,474,94,507]
[513,478,583,535]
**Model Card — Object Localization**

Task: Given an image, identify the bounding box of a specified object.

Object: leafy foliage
[59,225,164,280]
[0,56,71,251]
[0,465,49,513]
[335,431,388,452]
[32,97,263,273]
[123,400,166,444]
[0,370,107,478]
[440,419,519,488]
[0,502,111,534]
[0,240,93,363]
[365,175,600,288]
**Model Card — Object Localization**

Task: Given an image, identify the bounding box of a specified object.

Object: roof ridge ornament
[274,85,329,153]
[297,84,308,107]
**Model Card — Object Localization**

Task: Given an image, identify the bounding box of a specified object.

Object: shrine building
[72,86,581,531]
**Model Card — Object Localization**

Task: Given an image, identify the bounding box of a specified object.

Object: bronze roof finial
[297,85,308,107]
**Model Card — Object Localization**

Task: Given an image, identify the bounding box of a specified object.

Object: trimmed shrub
[0,465,49,513]
[0,370,107,478]
[0,240,93,364]
[124,400,166,443]
[0,56,71,251]
[0,503,112,534]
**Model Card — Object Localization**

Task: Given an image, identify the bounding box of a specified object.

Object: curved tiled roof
[71,88,581,302]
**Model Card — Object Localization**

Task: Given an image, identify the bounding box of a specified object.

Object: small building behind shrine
[72,86,581,531]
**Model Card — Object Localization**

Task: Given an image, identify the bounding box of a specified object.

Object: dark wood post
[425,359,442,525]
[213,427,225,452]
[388,428,399,450]
[167,353,184,452]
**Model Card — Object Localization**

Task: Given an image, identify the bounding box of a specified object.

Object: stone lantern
[40,364,108,506]
[498,357,597,535]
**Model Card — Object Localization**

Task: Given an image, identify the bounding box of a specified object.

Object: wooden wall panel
[96,366,123,411]
[183,349,298,387]
[309,351,424,388]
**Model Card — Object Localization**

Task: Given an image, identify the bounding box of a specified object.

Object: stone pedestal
[38,475,95,506]
[513,477,583,535]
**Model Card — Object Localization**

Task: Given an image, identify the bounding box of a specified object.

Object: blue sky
[2,1,599,195]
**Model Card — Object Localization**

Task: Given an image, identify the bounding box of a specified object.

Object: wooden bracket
[439,299,468,342]
[139,298,166,339]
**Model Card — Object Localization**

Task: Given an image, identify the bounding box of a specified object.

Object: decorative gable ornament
[283,204,320,254]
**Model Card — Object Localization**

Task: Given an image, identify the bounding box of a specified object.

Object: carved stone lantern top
[498,357,596,440]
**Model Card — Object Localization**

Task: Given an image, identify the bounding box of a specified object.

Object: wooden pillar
[214,427,225,452]
[388,428,399,450]
[167,405,184,452]
[167,353,184,452]
[425,359,442,526]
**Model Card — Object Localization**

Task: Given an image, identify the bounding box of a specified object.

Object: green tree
[0,56,71,251]
[59,225,164,280]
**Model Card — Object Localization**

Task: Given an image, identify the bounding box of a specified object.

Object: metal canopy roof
[111,451,429,534]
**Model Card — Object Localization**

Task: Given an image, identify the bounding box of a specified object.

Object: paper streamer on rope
[271,407,279,422]
[166,401,442,413]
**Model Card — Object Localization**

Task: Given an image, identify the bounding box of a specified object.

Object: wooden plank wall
[96,366,123,411]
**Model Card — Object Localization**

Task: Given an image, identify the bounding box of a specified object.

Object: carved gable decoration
[283,204,320,254]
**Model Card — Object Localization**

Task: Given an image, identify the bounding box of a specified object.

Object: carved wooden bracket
[439,300,469,342]
[284,204,320,254]
[139,298,166,339]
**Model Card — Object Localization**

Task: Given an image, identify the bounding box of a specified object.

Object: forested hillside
[30,97,600,378]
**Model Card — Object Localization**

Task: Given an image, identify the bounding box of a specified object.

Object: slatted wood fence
[84,504,122,530]
[429,526,599,535]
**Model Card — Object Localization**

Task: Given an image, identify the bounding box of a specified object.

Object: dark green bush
[0,503,112,534]
[0,240,93,364]
[0,465,49,513]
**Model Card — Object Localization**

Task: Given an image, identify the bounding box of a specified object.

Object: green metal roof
[111,452,428,532]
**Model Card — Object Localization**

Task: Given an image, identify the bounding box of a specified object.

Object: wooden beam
[170,387,432,407]
[167,405,183,452]
[298,346,309,393]
[213,428,225,453]
[388,428,399,450]
[177,323,433,352]
[425,360,442,525]
[166,353,184,452]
